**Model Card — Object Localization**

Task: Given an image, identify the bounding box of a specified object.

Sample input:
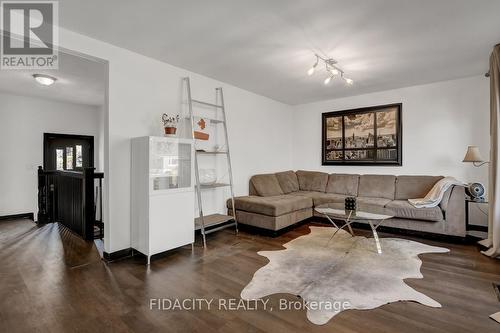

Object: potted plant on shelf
[162,113,180,136]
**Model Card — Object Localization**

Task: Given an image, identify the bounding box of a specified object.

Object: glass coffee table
[315,203,394,254]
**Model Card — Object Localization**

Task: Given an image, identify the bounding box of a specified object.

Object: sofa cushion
[275,170,300,194]
[358,175,396,199]
[288,191,347,206]
[312,193,348,206]
[326,174,360,196]
[250,174,284,197]
[227,195,312,217]
[386,200,444,222]
[287,190,318,198]
[395,175,444,200]
[356,197,392,207]
[296,170,329,192]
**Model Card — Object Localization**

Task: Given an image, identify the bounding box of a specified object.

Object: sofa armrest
[439,186,454,212]
[440,185,466,237]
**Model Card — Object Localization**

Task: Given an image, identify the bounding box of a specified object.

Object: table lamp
[462,146,489,167]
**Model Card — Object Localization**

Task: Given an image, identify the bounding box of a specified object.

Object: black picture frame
[322,103,402,166]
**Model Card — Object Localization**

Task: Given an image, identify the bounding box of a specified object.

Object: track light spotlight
[307,55,319,76]
[324,75,333,85]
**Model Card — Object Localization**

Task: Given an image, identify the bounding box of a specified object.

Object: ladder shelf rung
[204,222,236,235]
[191,99,223,108]
[198,183,230,189]
[195,150,228,155]
[184,116,224,124]
[195,214,234,230]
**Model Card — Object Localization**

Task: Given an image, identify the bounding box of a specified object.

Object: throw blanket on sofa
[408,176,465,208]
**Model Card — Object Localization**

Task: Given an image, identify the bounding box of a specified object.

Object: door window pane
[76,145,83,167]
[66,147,73,170]
[56,149,64,170]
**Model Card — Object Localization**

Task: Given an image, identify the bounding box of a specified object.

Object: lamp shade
[463,146,484,163]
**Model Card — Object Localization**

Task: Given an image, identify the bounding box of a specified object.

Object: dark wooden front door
[43,133,94,171]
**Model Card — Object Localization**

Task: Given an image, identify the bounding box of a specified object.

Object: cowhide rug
[241,226,449,325]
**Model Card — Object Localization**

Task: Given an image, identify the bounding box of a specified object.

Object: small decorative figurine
[194,117,210,140]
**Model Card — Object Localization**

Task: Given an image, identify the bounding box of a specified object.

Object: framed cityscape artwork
[322,103,402,166]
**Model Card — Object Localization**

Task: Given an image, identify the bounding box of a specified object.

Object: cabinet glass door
[150,138,192,191]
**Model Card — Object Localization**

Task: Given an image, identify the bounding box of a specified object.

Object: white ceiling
[58,0,500,105]
[0,51,106,106]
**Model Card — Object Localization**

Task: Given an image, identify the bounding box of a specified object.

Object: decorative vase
[164,127,177,135]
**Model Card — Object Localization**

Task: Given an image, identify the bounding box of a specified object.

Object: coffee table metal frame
[315,206,394,254]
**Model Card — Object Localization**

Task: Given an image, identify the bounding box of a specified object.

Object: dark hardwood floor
[1,218,500,333]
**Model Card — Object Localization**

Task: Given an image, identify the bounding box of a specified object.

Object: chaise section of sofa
[227,172,313,231]
[227,171,466,237]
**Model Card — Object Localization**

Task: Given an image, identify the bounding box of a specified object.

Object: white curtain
[480,44,500,258]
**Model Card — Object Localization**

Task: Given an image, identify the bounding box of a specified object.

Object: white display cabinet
[131,136,194,264]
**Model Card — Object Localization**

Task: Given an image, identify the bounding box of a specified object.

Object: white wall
[292,76,490,188]
[0,92,101,217]
[57,28,293,253]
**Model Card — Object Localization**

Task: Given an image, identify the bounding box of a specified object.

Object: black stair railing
[37,167,104,240]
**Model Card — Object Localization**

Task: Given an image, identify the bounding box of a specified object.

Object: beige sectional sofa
[227,170,466,237]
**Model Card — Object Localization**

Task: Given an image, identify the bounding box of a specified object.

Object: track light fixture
[307,54,353,86]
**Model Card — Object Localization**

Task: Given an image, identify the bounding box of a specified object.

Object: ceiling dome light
[324,76,332,85]
[33,74,57,86]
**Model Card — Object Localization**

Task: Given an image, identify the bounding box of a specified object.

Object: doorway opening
[0,34,109,258]
[40,133,104,240]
